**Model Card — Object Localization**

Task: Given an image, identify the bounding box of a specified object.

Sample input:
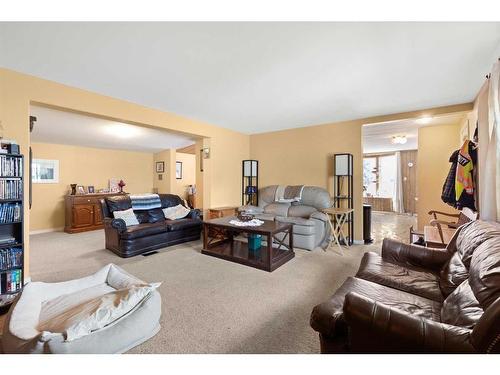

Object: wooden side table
[207,207,238,240]
[208,206,238,219]
[321,208,354,253]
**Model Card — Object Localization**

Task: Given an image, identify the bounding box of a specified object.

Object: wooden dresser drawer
[72,196,97,205]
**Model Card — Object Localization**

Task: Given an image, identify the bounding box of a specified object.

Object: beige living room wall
[250,105,473,242]
[174,152,196,199]
[29,142,154,232]
[416,122,462,229]
[152,150,195,199]
[0,68,250,277]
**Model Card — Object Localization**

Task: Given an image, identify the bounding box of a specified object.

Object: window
[363,154,396,197]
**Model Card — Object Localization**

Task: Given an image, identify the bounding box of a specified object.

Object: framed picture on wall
[32,159,59,183]
[176,161,183,179]
[156,161,165,173]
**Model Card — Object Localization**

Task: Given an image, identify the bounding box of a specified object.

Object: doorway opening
[362,112,468,243]
[28,104,205,280]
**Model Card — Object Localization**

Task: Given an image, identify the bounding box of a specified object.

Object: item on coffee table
[237,212,254,222]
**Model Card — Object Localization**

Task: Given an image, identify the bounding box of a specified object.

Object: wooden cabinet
[72,204,94,228]
[65,193,126,233]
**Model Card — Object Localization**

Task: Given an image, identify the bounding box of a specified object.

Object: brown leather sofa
[100,194,202,257]
[310,220,500,353]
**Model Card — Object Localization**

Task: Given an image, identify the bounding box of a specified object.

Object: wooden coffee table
[202,216,294,272]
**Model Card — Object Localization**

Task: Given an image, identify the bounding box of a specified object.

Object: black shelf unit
[0,153,24,314]
[242,160,259,206]
[333,153,354,245]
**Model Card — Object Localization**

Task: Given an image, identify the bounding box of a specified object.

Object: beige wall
[0,68,250,277]
[251,120,364,240]
[30,142,154,232]
[152,150,196,199]
[174,152,196,199]
[153,149,176,194]
[416,123,462,229]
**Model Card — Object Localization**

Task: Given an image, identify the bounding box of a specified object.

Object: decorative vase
[118,180,126,193]
[70,184,77,195]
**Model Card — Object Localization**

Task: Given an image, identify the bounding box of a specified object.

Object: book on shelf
[0,247,23,270]
[0,236,16,245]
[0,179,23,199]
[0,202,22,223]
[0,155,23,177]
[0,269,22,294]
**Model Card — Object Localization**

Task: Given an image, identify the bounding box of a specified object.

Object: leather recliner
[240,185,331,250]
[310,220,500,353]
[100,194,202,258]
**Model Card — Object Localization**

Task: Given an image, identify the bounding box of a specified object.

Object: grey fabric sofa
[240,185,332,250]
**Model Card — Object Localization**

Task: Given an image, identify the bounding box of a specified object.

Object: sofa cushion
[440,252,469,296]
[106,195,132,213]
[159,194,184,209]
[162,204,190,220]
[456,220,500,268]
[439,221,500,297]
[112,208,139,227]
[165,218,202,232]
[148,208,165,223]
[275,216,316,235]
[288,205,317,218]
[310,276,442,338]
[120,222,166,240]
[469,237,500,310]
[134,210,150,224]
[264,202,290,217]
[299,186,331,210]
[356,252,443,302]
[441,280,483,329]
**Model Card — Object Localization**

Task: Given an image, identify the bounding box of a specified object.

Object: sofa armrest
[187,209,201,220]
[343,292,475,353]
[104,217,127,233]
[381,238,451,270]
[309,211,329,223]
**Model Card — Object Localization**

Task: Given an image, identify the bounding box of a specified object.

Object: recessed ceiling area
[363,112,466,154]
[1,22,499,134]
[30,105,197,153]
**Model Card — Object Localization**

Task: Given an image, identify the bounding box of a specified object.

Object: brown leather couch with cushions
[310,220,500,353]
[100,194,202,258]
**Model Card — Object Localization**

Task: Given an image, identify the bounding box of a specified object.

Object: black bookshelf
[333,153,354,245]
[0,153,24,314]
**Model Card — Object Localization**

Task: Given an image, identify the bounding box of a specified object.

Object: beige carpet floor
[22,212,415,354]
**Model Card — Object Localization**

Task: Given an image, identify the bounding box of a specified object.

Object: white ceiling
[1,23,499,134]
[30,105,197,153]
[363,113,466,153]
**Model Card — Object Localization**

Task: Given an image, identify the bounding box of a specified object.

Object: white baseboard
[29,227,64,235]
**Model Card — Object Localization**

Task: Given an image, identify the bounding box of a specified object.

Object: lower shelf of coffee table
[202,239,294,272]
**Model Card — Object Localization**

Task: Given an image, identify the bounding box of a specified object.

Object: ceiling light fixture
[391,135,408,145]
[104,123,140,139]
[416,116,433,124]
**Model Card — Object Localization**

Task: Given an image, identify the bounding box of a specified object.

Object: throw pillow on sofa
[162,204,190,220]
[113,208,140,226]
